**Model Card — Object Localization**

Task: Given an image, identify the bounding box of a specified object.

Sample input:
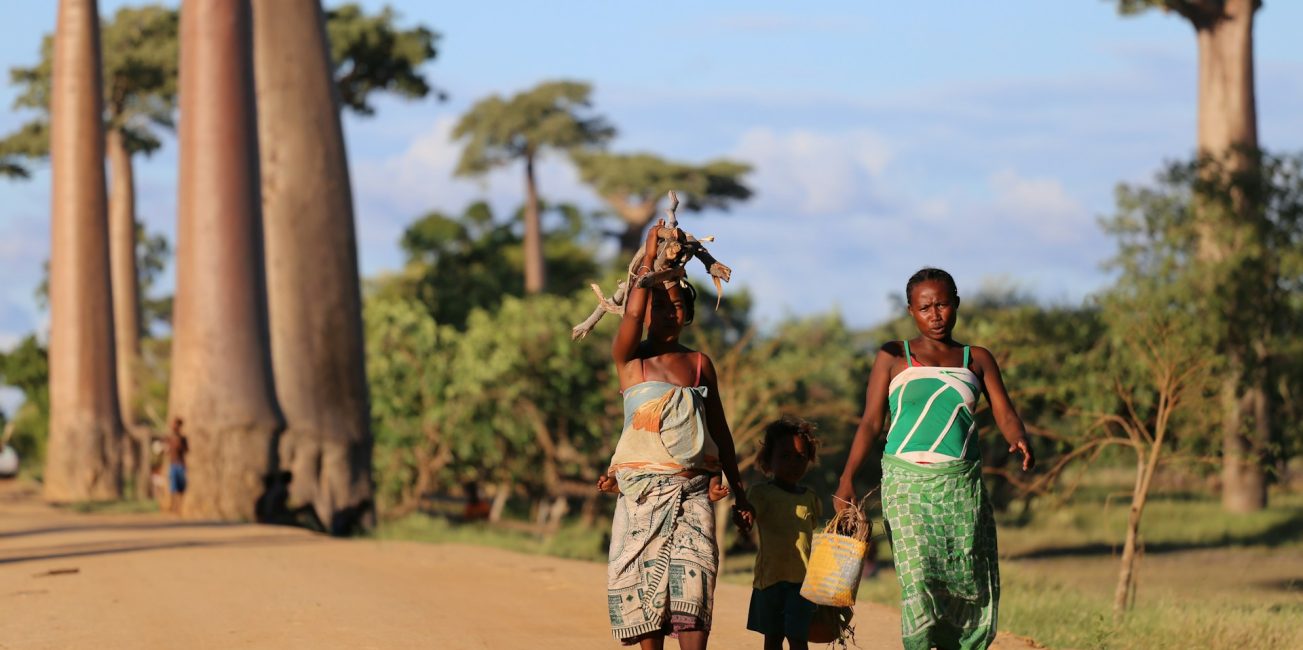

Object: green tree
[573,152,752,254]
[1102,151,1303,509]
[453,81,616,295]
[364,294,462,514]
[0,336,51,471]
[393,200,605,328]
[325,3,444,115]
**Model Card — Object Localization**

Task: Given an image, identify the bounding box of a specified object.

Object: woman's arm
[611,223,663,367]
[835,346,896,510]
[972,346,1035,471]
[699,355,754,531]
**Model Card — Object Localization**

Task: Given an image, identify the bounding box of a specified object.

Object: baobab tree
[253,0,373,532]
[3,7,178,494]
[1115,0,1270,511]
[169,0,281,519]
[572,151,752,254]
[44,0,123,502]
[453,81,615,294]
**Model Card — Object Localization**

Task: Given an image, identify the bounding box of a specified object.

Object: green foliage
[572,151,752,221]
[453,80,615,176]
[0,5,179,173]
[365,294,462,509]
[0,336,50,468]
[0,3,440,175]
[1101,151,1303,468]
[387,200,606,328]
[325,3,444,116]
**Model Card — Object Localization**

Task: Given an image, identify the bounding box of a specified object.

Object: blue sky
[2,0,1303,357]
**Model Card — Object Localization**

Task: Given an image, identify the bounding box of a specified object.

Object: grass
[853,488,1303,650]
[371,513,609,562]
[63,499,161,514]
[996,490,1303,557]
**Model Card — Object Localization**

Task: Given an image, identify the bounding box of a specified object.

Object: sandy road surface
[0,483,1038,649]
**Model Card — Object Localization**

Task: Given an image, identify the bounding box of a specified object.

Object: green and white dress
[881,341,1000,650]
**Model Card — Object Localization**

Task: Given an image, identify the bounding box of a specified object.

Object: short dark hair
[756,415,820,474]
[906,267,958,306]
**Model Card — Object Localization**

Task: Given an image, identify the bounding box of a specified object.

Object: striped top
[884,340,981,464]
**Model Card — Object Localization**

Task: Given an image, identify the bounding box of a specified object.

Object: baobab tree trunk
[44,0,124,502]
[252,0,374,533]
[170,0,282,520]
[522,154,545,294]
[1187,0,1268,512]
[106,127,149,498]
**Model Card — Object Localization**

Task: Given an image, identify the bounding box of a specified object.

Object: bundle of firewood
[571,191,732,341]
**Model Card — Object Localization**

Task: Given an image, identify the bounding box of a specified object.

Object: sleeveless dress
[605,354,722,642]
[881,341,1000,650]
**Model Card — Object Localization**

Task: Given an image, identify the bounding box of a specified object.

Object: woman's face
[647,289,686,341]
[908,280,959,342]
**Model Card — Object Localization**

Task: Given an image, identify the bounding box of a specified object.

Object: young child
[746,416,822,650]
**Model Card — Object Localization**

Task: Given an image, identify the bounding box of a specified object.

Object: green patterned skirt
[881,454,999,650]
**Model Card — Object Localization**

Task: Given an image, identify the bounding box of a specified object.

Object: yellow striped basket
[799,532,868,607]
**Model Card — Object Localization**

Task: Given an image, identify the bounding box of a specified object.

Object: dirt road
[0,483,1038,649]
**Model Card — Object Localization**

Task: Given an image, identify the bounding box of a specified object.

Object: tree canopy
[452,80,615,176]
[325,3,445,116]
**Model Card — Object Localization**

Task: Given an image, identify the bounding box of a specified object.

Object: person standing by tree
[166,418,188,515]
[603,222,753,649]
[835,268,1034,650]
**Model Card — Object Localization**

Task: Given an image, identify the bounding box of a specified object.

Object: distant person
[166,418,189,514]
[745,416,822,650]
[462,481,491,522]
[603,222,753,648]
[835,268,1035,650]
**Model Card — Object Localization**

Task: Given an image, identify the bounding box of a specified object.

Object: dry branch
[571,190,732,340]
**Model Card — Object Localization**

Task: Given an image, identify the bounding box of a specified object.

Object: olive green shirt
[748,482,822,589]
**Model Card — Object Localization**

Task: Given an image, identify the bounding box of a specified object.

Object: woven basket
[800,532,867,607]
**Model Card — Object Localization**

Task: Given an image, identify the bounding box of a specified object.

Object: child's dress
[746,482,822,642]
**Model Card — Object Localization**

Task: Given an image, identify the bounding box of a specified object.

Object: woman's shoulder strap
[695,352,704,386]
[963,345,970,369]
[903,340,913,367]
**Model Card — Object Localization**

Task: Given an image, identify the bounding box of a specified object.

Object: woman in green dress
[836,268,1034,650]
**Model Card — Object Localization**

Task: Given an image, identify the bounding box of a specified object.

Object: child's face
[771,434,811,484]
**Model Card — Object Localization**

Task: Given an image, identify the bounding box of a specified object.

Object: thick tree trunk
[251,0,374,534]
[170,0,282,520]
[1190,0,1268,512]
[522,155,545,294]
[106,128,150,498]
[45,0,124,502]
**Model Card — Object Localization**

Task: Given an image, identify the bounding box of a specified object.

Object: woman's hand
[833,478,857,513]
[642,220,664,268]
[1009,437,1035,471]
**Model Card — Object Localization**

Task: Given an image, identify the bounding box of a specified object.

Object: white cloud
[987,168,1094,244]
[349,115,599,273]
[731,127,892,216]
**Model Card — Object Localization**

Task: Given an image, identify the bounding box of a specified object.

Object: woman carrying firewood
[597,221,754,649]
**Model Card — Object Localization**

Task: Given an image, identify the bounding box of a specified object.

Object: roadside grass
[372,513,608,562]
